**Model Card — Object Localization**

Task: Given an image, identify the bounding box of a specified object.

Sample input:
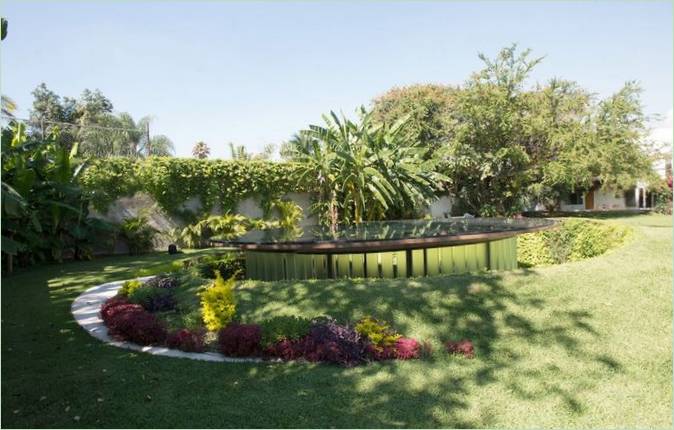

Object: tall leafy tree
[371,84,459,155]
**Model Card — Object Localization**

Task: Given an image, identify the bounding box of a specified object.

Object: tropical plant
[119,215,158,255]
[286,108,445,226]
[176,213,250,248]
[1,122,116,272]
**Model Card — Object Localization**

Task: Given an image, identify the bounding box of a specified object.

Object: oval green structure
[214,218,555,280]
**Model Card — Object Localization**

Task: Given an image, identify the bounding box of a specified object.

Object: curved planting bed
[517,218,632,267]
[72,253,472,366]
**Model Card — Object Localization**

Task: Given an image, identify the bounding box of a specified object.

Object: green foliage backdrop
[80,157,310,219]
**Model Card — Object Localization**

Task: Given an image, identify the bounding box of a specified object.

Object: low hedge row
[517,218,631,267]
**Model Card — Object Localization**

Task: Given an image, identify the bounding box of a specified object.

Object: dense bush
[166,329,205,353]
[218,324,262,357]
[104,299,167,345]
[446,339,475,358]
[260,315,312,347]
[197,253,245,280]
[518,219,630,267]
[302,318,367,366]
[200,273,237,331]
[128,285,177,312]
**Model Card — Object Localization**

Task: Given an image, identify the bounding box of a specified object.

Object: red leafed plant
[365,343,396,361]
[218,324,261,357]
[102,296,167,345]
[167,329,205,353]
[445,339,475,358]
[264,338,303,361]
[394,337,420,360]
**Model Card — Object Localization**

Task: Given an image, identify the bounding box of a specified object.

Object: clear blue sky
[2,1,672,158]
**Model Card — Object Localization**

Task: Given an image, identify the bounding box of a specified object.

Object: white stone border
[71,277,262,363]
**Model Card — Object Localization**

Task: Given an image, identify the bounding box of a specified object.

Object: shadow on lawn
[234,270,621,426]
[1,253,626,428]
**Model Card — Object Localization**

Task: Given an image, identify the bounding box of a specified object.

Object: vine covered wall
[80,158,312,220]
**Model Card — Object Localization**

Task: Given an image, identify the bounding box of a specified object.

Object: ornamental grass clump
[200,273,236,331]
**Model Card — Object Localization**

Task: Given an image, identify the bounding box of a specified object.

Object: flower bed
[96,253,474,365]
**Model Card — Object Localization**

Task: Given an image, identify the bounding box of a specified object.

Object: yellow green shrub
[119,279,143,297]
[355,317,401,349]
[517,219,631,267]
[200,273,237,331]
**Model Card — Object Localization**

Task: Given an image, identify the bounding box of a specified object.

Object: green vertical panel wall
[366,253,379,278]
[426,248,440,276]
[411,249,425,277]
[243,236,517,281]
[313,255,328,279]
[351,254,365,278]
[488,237,517,271]
[394,251,407,278]
[440,247,453,274]
[380,252,395,278]
[335,254,350,278]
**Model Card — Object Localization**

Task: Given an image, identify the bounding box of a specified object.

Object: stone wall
[90,192,453,254]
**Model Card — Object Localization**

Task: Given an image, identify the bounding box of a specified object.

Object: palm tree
[192,141,210,159]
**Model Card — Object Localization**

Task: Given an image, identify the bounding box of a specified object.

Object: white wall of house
[593,188,627,210]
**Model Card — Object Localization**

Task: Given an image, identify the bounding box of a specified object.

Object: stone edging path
[71,277,262,363]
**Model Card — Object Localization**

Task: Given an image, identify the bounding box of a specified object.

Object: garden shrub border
[72,277,429,365]
[71,277,261,363]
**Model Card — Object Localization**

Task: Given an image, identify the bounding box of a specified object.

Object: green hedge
[517,219,631,267]
[79,158,311,219]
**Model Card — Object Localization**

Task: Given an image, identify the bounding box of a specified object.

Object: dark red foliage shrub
[102,296,167,346]
[264,338,303,361]
[365,343,396,361]
[100,295,133,322]
[167,329,205,353]
[445,339,475,358]
[122,312,167,345]
[101,298,144,326]
[301,318,367,366]
[394,337,420,360]
[218,324,261,357]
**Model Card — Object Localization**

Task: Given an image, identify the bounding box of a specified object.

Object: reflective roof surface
[222,218,555,245]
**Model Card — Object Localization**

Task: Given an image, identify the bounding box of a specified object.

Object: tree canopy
[28,83,174,158]
[371,44,655,215]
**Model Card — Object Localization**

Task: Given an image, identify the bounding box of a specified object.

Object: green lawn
[2,214,671,428]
